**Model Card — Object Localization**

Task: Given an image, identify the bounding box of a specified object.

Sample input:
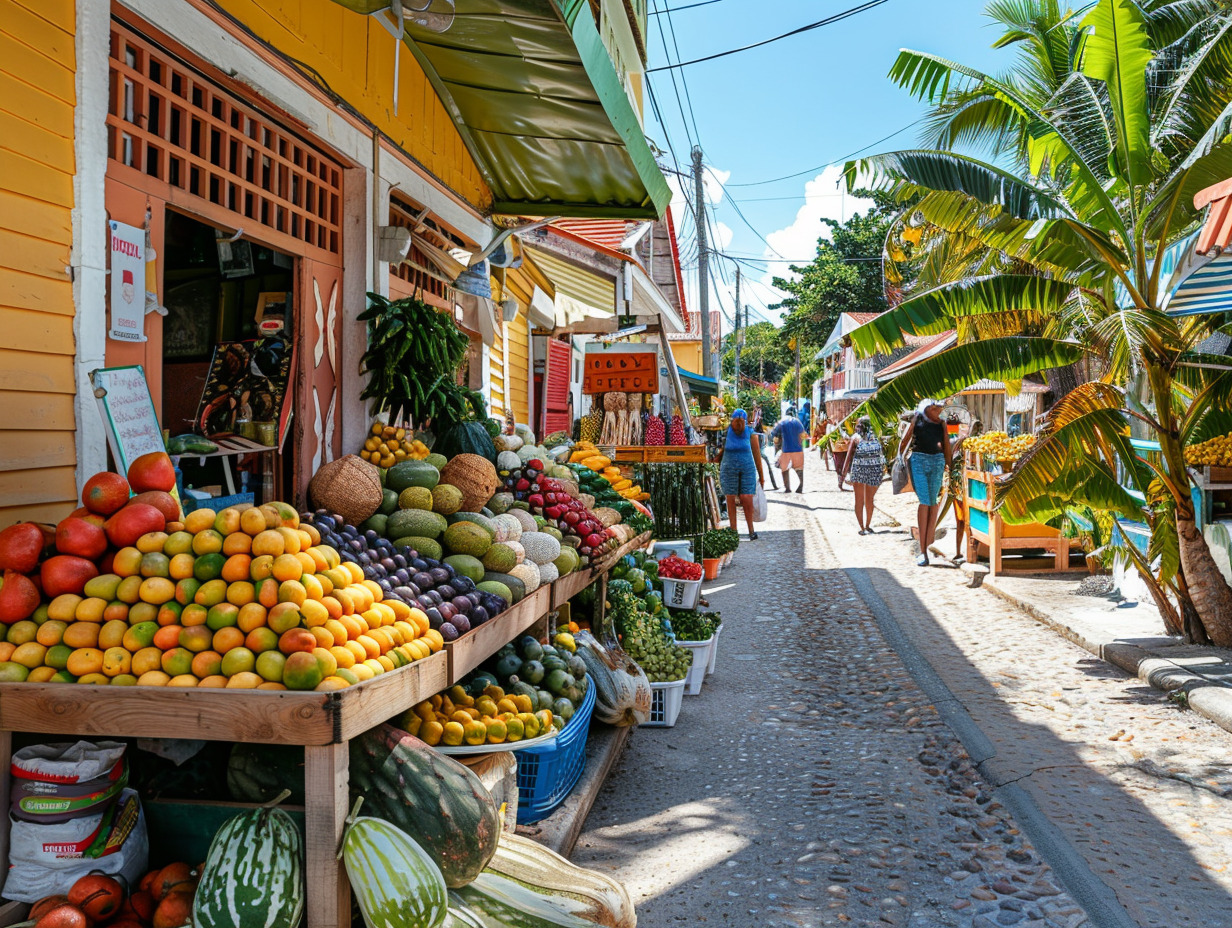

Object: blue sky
[643,0,1008,325]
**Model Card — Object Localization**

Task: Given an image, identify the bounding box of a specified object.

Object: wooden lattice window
[107,21,342,257]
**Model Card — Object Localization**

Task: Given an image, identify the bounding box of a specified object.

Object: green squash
[193,804,304,928]
[344,816,448,928]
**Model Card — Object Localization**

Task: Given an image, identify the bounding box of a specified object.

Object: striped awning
[1164,253,1232,317]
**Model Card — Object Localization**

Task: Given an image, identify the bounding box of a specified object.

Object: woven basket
[308,455,383,525]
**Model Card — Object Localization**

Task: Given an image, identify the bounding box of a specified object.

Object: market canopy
[330,0,671,219]
[678,367,718,396]
[1165,252,1232,317]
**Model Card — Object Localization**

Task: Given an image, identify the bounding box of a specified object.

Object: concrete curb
[518,723,632,856]
[953,559,1232,737]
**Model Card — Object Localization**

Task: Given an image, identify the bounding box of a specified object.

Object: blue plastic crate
[515,681,597,824]
[181,491,255,513]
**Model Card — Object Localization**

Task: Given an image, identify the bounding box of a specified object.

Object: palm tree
[837,0,1232,644]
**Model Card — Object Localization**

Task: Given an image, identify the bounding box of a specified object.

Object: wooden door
[296,259,344,501]
[542,338,572,437]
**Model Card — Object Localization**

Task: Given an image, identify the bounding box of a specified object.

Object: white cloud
[758,165,874,318]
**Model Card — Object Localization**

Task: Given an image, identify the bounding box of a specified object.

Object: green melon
[386,460,440,493]
[397,486,434,511]
[487,492,514,514]
[193,805,304,928]
[431,484,464,516]
[394,536,443,560]
[553,547,580,576]
[360,513,388,536]
[481,543,518,574]
[444,555,485,583]
[477,580,513,603]
[379,489,399,515]
[443,522,493,559]
[483,571,526,602]
[424,453,448,470]
[447,512,496,537]
[387,508,448,540]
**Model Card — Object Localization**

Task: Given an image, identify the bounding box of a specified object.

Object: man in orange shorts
[771,407,807,493]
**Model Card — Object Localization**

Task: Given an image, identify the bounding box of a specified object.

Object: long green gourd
[344,816,449,928]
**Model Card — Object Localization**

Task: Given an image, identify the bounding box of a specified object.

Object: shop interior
[160,209,296,501]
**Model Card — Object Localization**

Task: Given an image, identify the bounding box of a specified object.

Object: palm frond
[1151,15,1232,158]
[845,337,1087,431]
[847,275,1076,356]
[1143,0,1228,47]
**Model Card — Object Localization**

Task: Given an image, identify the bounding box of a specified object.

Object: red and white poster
[109,219,147,342]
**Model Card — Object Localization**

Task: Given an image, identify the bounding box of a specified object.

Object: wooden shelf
[0,531,654,928]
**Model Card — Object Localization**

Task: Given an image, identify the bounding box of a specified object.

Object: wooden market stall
[0,532,652,928]
[963,453,1085,576]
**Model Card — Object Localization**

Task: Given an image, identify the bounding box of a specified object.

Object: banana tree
[836,0,1232,644]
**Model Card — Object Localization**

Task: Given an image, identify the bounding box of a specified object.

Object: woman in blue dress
[716,409,765,540]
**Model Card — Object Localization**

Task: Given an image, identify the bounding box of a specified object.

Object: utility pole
[693,146,712,381]
[733,267,741,396]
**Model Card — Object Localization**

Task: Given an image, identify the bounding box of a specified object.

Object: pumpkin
[192,804,304,928]
[349,724,501,888]
[344,816,448,928]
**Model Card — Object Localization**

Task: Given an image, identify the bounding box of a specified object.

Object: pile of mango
[359,420,431,468]
[399,683,556,747]
[0,501,443,690]
[568,442,646,501]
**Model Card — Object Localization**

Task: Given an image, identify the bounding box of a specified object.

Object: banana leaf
[846,337,1087,431]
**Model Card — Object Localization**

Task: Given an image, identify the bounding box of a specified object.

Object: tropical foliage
[838,0,1232,645]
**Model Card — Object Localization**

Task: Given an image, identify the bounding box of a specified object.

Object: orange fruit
[63,623,101,650]
[112,547,143,578]
[102,647,131,677]
[192,650,223,678]
[136,532,169,554]
[167,674,198,687]
[136,670,171,686]
[157,602,183,626]
[178,626,214,653]
[129,600,158,626]
[152,625,183,650]
[192,530,224,556]
[139,577,176,605]
[305,547,329,572]
[240,507,267,536]
[225,671,262,689]
[255,577,280,608]
[65,647,103,676]
[99,619,128,650]
[272,554,303,584]
[282,651,323,690]
[329,645,356,669]
[255,649,286,682]
[103,601,130,623]
[183,509,216,534]
[308,626,334,649]
[36,621,67,648]
[267,602,303,635]
[174,578,201,607]
[278,628,317,655]
[198,674,228,688]
[220,647,256,676]
[301,523,322,546]
[323,619,348,647]
[213,508,242,536]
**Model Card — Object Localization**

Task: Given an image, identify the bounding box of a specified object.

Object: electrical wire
[648,0,727,15]
[657,0,704,148]
[726,117,924,187]
[647,0,892,72]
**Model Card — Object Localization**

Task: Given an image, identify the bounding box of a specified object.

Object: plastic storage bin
[677,638,714,695]
[644,679,687,727]
[651,540,695,562]
[514,682,596,824]
[661,577,702,610]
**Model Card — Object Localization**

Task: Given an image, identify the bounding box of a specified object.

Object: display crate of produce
[651,539,695,562]
[612,446,648,463]
[707,624,723,674]
[443,586,551,682]
[677,638,714,696]
[661,576,702,610]
[644,445,708,463]
[965,464,1084,576]
[515,682,597,824]
[692,415,724,430]
[644,679,687,727]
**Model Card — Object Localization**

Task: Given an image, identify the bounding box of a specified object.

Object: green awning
[332,0,671,219]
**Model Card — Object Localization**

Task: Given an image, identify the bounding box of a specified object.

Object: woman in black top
[898,399,952,566]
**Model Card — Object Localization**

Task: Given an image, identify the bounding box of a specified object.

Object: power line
[657,0,703,146]
[726,117,924,187]
[649,0,726,15]
[647,0,891,72]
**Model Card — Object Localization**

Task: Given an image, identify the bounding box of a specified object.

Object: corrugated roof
[551,219,632,251]
[876,331,957,380]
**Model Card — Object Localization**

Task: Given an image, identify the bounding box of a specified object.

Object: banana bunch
[965,430,1036,462]
[1185,432,1232,466]
[360,421,431,467]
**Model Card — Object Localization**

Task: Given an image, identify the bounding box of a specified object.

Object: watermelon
[350,724,500,888]
[344,816,448,928]
[434,421,497,464]
[193,804,304,928]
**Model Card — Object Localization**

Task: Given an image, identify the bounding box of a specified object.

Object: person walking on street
[815,415,835,471]
[755,412,779,490]
[772,407,808,493]
[716,409,765,540]
[899,399,952,566]
[839,416,885,535]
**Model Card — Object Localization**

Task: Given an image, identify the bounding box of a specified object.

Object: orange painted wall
[0,0,79,528]
[215,0,491,210]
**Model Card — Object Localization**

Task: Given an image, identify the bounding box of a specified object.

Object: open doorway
[159,209,297,502]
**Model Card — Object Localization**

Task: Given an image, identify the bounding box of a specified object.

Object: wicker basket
[307,455,383,525]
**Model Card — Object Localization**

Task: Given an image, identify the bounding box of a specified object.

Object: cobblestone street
[574,457,1232,928]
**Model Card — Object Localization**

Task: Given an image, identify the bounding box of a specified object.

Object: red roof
[876,331,956,379]
[550,219,632,252]
[1196,178,1232,255]
[845,312,881,325]
[665,206,689,327]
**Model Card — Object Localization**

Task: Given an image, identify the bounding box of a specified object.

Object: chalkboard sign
[91,365,165,474]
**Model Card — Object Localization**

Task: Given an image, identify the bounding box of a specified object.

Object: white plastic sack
[4,788,148,903]
[752,483,768,523]
[460,752,519,834]
[891,454,913,495]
